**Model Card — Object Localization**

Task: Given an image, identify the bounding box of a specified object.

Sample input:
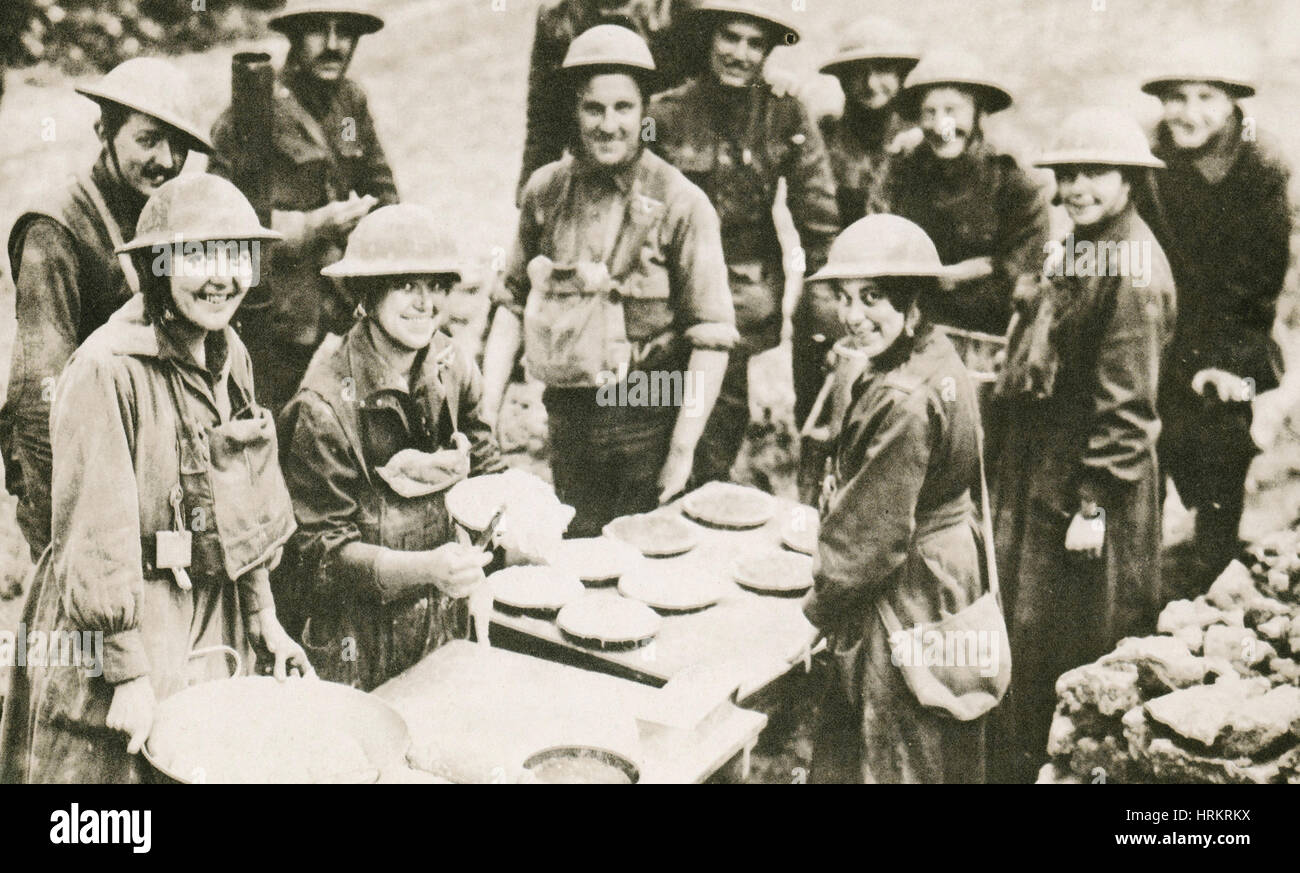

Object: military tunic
[277,321,503,691]
[803,326,988,784]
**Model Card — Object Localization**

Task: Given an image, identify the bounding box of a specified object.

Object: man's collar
[573,148,643,194]
[90,150,148,232]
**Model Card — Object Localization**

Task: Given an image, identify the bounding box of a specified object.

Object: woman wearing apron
[0,174,311,784]
[801,215,991,783]
[278,204,504,691]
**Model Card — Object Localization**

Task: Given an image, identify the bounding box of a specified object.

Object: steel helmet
[1035,107,1164,170]
[562,24,656,74]
[117,174,280,254]
[808,214,944,282]
[75,58,213,154]
[1140,36,1257,99]
[693,0,803,47]
[321,204,461,278]
[898,48,1013,116]
[269,0,384,36]
[818,17,921,77]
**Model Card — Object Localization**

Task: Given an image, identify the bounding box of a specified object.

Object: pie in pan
[446,468,569,532]
[603,512,698,557]
[617,565,730,613]
[488,566,586,613]
[733,549,815,594]
[779,505,820,556]
[681,481,775,529]
[556,594,662,647]
[545,537,640,584]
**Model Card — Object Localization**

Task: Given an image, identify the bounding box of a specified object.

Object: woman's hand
[248,608,315,681]
[106,676,156,755]
[426,543,493,599]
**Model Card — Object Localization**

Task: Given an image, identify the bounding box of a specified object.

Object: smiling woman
[0,174,316,784]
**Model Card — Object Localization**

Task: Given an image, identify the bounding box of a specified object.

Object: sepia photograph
[0,0,1295,832]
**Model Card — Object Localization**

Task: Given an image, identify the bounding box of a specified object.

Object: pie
[681,481,775,529]
[544,537,640,584]
[375,446,470,498]
[446,468,572,533]
[488,566,585,613]
[733,550,815,595]
[779,505,820,556]
[556,594,662,646]
[603,512,698,557]
[617,565,730,612]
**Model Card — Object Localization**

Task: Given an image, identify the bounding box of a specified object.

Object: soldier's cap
[269,1,385,36]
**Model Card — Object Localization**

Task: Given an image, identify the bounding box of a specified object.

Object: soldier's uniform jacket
[648,77,839,347]
[518,0,697,197]
[819,105,911,226]
[1140,118,1292,393]
[0,153,145,559]
[496,148,738,371]
[209,70,399,351]
[277,321,503,690]
[884,134,1050,336]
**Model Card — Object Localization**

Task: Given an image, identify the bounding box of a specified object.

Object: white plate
[488,566,585,612]
[556,594,662,645]
[446,469,569,532]
[617,566,730,612]
[733,550,815,594]
[681,481,775,529]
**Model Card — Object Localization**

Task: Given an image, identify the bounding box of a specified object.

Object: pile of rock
[1039,545,1300,784]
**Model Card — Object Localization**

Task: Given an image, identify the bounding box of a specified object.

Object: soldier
[647,0,839,487]
[481,26,737,537]
[884,49,1050,337]
[0,58,211,561]
[1135,45,1293,590]
[517,0,699,199]
[209,0,398,413]
[992,108,1175,783]
[794,18,921,502]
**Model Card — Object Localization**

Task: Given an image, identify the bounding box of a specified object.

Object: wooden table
[489,496,820,700]
[373,641,767,784]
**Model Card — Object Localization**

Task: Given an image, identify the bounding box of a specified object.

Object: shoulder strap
[80,172,140,294]
[974,417,999,601]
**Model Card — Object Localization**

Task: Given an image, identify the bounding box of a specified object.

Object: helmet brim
[269,10,384,35]
[819,53,920,77]
[116,228,282,255]
[692,6,802,46]
[807,262,946,283]
[1035,151,1165,170]
[897,79,1013,116]
[76,88,214,154]
[321,260,463,279]
[1140,76,1255,99]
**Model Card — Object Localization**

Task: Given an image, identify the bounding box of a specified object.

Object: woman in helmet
[990,107,1175,783]
[0,174,312,784]
[801,214,994,784]
[277,204,504,691]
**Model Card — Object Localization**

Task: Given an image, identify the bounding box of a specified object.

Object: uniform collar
[90,150,148,234]
[573,147,643,194]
